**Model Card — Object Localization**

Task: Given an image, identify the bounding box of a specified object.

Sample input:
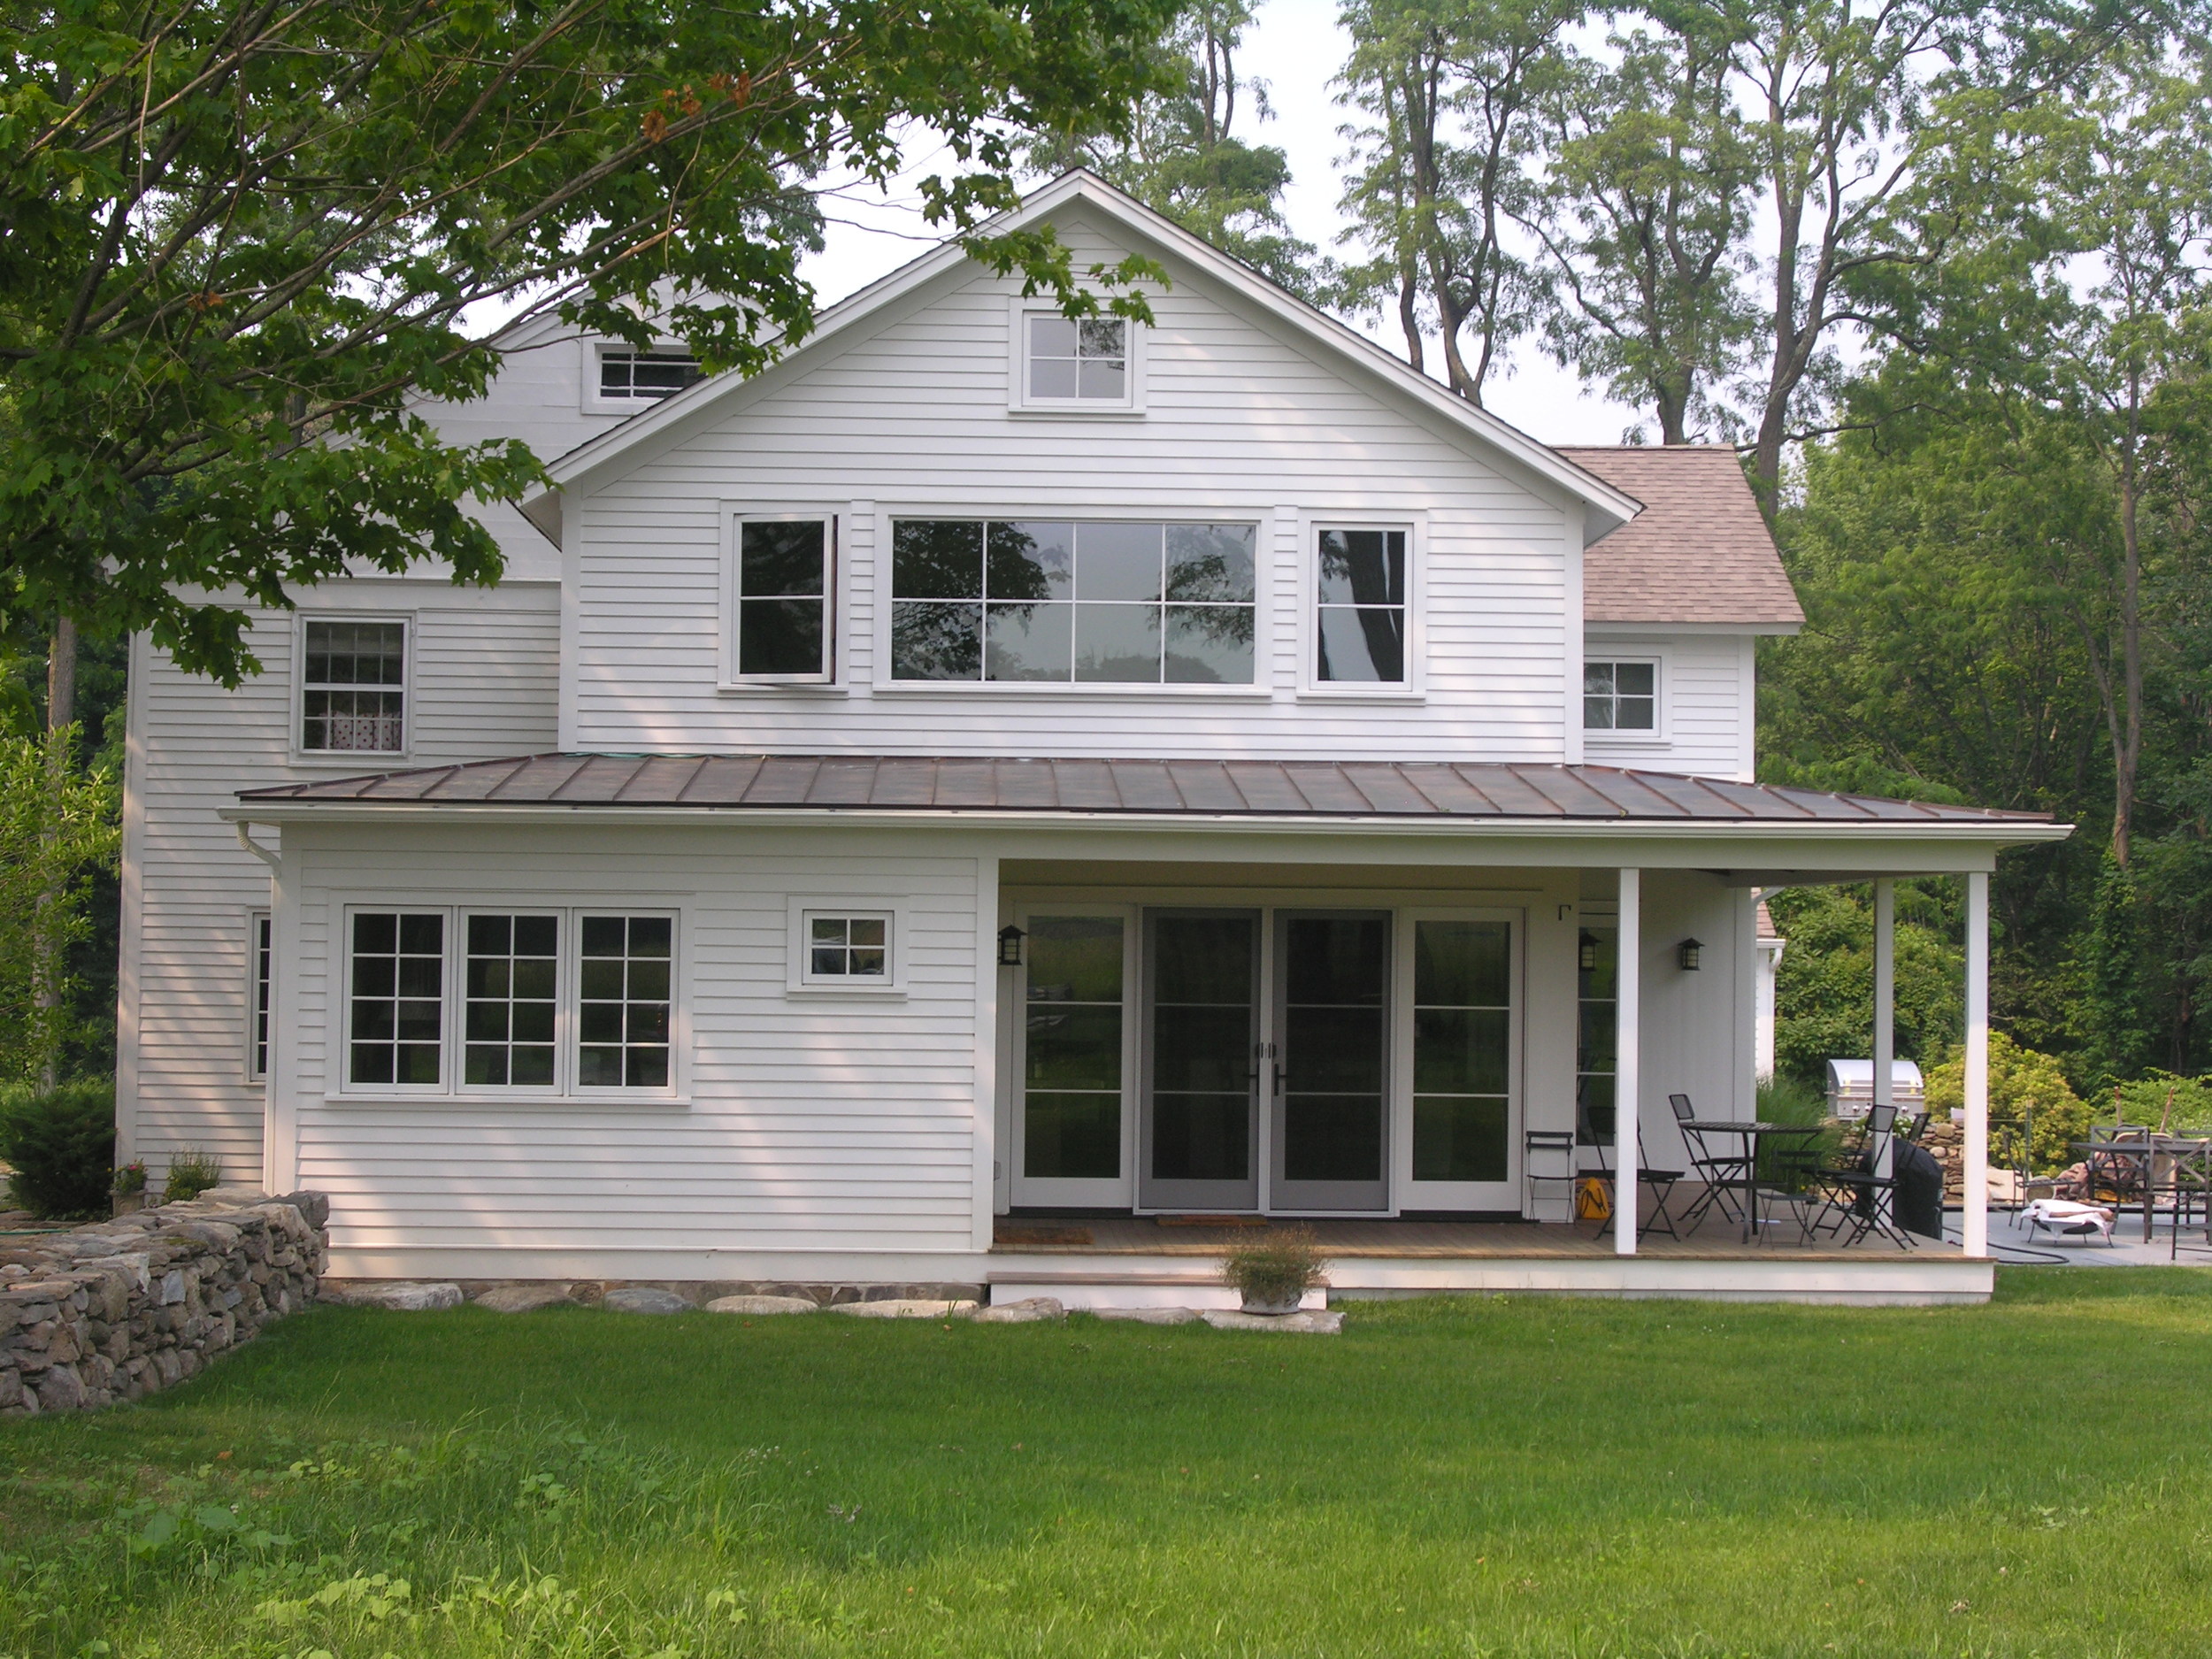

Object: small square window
[1026,314,1127,403]
[302,619,405,752]
[809,915,889,979]
[1585,661,1658,732]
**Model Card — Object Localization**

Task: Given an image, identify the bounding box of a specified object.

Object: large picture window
[889,519,1255,685]
[1315,528,1408,684]
[734,519,831,679]
[302,620,406,752]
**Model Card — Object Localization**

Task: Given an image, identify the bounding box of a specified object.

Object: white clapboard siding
[120,586,562,1186]
[566,222,1580,761]
[1583,632,1755,780]
[278,829,983,1263]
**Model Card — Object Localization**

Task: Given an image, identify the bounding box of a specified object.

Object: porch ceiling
[238,752,2055,831]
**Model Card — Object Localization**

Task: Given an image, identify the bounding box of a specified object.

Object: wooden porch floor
[993,1196,1956,1263]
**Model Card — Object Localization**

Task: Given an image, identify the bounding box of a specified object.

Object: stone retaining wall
[0,1192,328,1417]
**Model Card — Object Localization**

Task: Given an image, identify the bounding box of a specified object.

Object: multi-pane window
[807,914,889,981]
[599,350,703,400]
[464,915,558,1086]
[735,520,831,678]
[579,916,672,1088]
[889,519,1256,685]
[302,620,405,752]
[1577,926,1619,1148]
[1026,315,1127,403]
[349,912,445,1086]
[1315,529,1408,684]
[1410,920,1511,1183]
[1584,661,1657,731]
[250,913,273,1079]
[1023,917,1125,1180]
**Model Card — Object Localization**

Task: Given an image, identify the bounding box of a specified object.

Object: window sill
[1295,687,1423,704]
[321,1091,690,1109]
[716,681,849,696]
[872,681,1273,700]
[1585,733,1670,748]
[1005,404,1147,419]
[786,985,909,1000]
[288,750,414,769]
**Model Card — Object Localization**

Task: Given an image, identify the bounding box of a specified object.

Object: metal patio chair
[1578,1102,1685,1240]
[1806,1102,1916,1249]
[1525,1129,1579,1225]
[1670,1093,1750,1231]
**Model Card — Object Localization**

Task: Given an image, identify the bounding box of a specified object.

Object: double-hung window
[302,620,406,753]
[889,519,1256,685]
[733,518,833,680]
[1583,661,1657,732]
[343,907,677,1095]
[1314,528,1408,684]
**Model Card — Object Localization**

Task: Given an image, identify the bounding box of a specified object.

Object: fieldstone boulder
[1091,1305,1200,1325]
[972,1296,1065,1324]
[830,1298,976,1319]
[473,1285,576,1313]
[1200,1309,1342,1333]
[349,1282,463,1311]
[603,1286,691,1315]
[704,1294,818,1315]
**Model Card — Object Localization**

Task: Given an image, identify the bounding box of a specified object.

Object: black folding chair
[1525,1130,1579,1224]
[1579,1101,1684,1240]
[1670,1093,1750,1230]
[1806,1102,1916,1249]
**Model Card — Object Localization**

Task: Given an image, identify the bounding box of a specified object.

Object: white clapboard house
[120,173,2063,1304]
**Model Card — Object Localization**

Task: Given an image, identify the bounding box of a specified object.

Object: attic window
[1026,315,1127,403]
[599,349,703,401]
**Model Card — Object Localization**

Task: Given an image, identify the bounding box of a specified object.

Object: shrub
[2112,1071,2212,1133]
[1925,1034,2092,1172]
[112,1159,146,1194]
[1221,1226,1326,1311]
[0,1079,116,1218]
[163,1148,223,1204]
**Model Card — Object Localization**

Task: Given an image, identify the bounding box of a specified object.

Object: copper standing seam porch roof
[238,755,2051,825]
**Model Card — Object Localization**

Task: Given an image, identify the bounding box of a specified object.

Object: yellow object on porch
[1574,1177,1613,1223]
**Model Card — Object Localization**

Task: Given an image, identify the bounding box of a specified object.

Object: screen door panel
[1273,910,1390,1211]
[1141,910,1260,1211]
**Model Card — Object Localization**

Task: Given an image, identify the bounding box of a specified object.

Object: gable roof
[1558,445,1805,630]
[524,171,1641,541]
[235,751,2057,836]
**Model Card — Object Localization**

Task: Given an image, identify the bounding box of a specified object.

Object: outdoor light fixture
[1678,938,1703,972]
[997,925,1027,966]
[1578,931,1600,972]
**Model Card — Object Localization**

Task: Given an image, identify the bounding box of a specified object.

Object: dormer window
[598,349,703,401]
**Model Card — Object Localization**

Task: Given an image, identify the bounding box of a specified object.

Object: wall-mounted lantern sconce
[997,925,1027,967]
[1578,931,1600,972]
[1678,938,1703,972]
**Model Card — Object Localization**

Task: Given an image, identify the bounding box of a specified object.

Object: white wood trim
[1614,867,1640,1255]
[1964,871,1990,1258]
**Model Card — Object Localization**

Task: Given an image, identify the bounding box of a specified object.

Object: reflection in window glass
[808,915,888,979]
[1584,661,1656,731]
[891,519,1256,684]
[1315,529,1408,684]
[737,520,829,677]
[1410,920,1511,1183]
[1024,916,1125,1179]
[579,916,672,1087]
[1027,315,1127,401]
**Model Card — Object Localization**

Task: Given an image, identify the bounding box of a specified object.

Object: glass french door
[1400,914,1519,1211]
[1011,912,1132,1209]
[1139,910,1261,1211]
[1272,911,1391,1211]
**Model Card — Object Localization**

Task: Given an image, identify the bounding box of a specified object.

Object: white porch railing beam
[1964,871,1990,1257]
[1616,867,1641,1256]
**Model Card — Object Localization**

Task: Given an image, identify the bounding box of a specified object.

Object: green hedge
[0,1079,116,1219]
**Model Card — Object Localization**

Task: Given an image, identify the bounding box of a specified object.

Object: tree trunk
[35,617,77,1091]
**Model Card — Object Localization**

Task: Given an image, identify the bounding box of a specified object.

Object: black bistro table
[1683,1120,1826,1243]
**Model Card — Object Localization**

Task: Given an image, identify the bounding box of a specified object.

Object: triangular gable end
[520,171,1642,549]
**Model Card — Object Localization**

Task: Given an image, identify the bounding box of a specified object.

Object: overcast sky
[798,0,1648,445]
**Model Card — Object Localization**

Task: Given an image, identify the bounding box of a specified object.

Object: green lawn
[5,1271,2210,1658]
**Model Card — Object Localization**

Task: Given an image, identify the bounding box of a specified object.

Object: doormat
[1156,1214,1271,1228]
[994,1224,1094,1246]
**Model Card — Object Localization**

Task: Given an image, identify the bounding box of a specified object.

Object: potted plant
[112,1160,148,1215]
[1220,1226,1327,1316]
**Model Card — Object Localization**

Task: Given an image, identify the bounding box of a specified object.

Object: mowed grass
[4,1271,2211,1658]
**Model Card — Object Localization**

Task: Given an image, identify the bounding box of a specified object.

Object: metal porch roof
[238,755,2052,826]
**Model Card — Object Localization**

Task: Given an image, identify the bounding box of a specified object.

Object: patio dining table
[2069,1133,2212,1246]
[1682,1121,1826,1243]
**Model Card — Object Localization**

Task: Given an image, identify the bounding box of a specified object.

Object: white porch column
[1963,871,1990,1257]
[1615,867,1640,1256]
[1872,879,1895,1207]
